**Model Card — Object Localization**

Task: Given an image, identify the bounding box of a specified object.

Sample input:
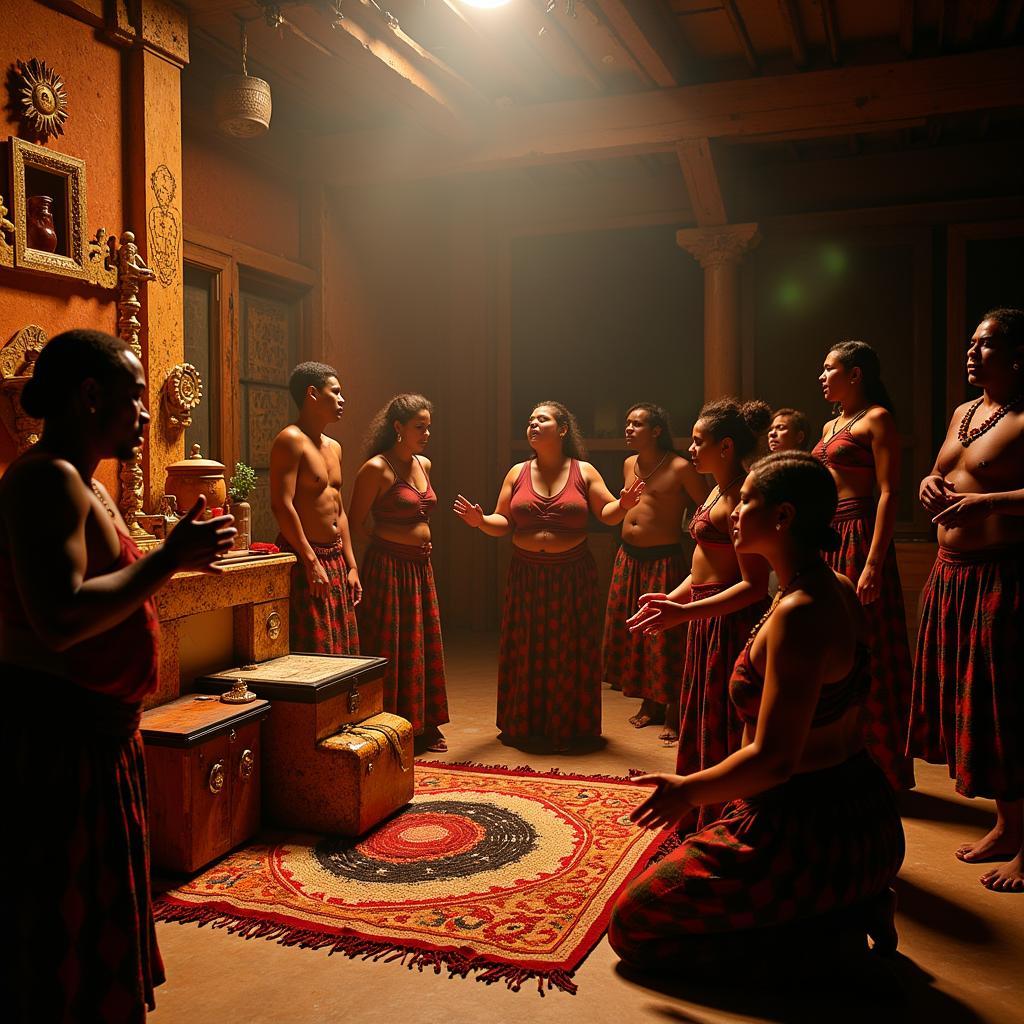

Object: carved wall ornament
[0,193,14,268]
[7,137,118,286]
[16,58,69,140]
[0,325,47,452]
[148,164,180,287]
[163,362,204,431]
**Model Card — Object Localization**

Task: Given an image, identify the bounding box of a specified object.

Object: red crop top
[813,409,874,473]
[0,529,160,704]
[729,641,869,728]
[373,455,437,526]
[688,490,733,547]
[509,458,589,534]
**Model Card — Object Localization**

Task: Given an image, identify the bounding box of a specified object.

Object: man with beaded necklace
[908,307,1024,893]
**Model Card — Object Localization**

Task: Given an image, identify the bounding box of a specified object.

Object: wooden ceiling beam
[309,46,1024,183]
[722,0,760,74]
[818,0,842,64]
[777,0,809,68]
[592,0,688,87]
[674,138,727,226]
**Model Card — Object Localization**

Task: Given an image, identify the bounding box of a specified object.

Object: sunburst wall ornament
[16,59,69,140]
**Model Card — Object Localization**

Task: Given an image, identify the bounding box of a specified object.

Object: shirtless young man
[602,404,708,742]
[270,362,360,655]
[908,308,1024,892]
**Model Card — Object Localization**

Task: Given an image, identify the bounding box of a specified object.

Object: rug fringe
[155,900,580,995]
[415,758,651,785]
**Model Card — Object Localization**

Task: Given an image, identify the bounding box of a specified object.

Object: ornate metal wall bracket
[162,362,203,432]
[0,325,47,452]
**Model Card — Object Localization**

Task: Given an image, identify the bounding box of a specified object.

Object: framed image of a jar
[8,136,90,280]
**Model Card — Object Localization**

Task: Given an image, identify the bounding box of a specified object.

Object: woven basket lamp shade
[216,20,272,138]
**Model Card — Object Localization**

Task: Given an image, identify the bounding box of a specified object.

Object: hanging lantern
[214,20,272,138]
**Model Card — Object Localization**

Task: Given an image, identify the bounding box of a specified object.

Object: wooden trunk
[141,696,270,873]
[196,654,411,836]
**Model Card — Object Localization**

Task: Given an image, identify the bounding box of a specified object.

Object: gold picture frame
[9,136,90,281]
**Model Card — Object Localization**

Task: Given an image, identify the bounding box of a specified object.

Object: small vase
[26,195,58,253]
[229,500,251,550]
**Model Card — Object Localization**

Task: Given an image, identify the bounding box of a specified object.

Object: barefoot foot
[658,727,679,744]
[980,853,1024,892]
[955,824,1023,863]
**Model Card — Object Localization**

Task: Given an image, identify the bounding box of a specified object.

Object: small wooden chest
[140,695,270,873]
[196,655,412,837]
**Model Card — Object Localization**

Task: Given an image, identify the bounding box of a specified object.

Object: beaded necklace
[90,479,117,520]
[956,393,1024,448]
[746,563,820,646]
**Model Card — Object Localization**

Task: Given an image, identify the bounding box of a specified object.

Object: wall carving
[0,325,47,452]
[676,223,761,270]
[244,297,290,384]
[162,362,203,432]
[149,164,180,287]
[0,193,13,268]
[247,386,290,466]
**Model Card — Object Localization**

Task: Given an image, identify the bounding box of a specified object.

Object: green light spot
[822,244,847,275]
[778,280,803,308]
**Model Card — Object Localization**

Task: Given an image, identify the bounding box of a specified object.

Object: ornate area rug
[156,761,669,994]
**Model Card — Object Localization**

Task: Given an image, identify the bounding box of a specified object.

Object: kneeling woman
[454,401,642,751]
[349,395,449,752]
[610,452,905,972]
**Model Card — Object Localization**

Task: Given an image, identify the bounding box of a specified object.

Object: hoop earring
[396,433,403,444]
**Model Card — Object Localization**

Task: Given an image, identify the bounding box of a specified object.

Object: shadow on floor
[616,951,985,1024]
[894,877,996,943]
[896,789,993,829]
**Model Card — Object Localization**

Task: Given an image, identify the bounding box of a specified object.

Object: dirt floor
[151,630,1023,1024]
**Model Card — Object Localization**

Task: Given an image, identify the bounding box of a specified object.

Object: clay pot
[229,499,251,550]
[26,195,58,252]
[164,444,227,515]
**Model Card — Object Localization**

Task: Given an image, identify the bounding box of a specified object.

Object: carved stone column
[676,223,760,400]
[120,0,190,512]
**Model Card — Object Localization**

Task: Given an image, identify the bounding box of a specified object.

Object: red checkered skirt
[498,543,602,745]
[907,546,1024,800]
[278,535,360,655]
[608,750,905,970]
[357,539,449,735]
[677,583,769,830]
[824,499,915,790]
[4,673,164,1023]
[602,544,687,703]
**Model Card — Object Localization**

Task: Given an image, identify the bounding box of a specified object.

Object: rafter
[777,0,808,68]
[306,46,1024,185]
[722,0,760,74]
[818,0,841,64]
[675,138,727,226]
[592,0,688,87]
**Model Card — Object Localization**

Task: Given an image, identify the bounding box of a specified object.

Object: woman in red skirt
[349,394,449,753]
[610,452,905,976]
[454,401,643,751]
[812,341,915,791]
[629,398,772,829]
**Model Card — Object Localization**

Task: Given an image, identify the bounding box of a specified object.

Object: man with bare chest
[270,362,360,654]
[602,404,709,742]
[908,309,1024,892]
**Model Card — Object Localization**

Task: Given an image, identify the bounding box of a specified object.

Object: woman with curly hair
[813,340,915,790]
[454,401,643,751]
[348,394,449,753]
[610,452,904,975]
[629,398,773,829]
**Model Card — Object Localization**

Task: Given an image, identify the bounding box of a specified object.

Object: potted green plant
[227,461,257,550]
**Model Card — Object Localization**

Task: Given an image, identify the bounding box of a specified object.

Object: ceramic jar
[164,444,227,515]
[26,195,58,252]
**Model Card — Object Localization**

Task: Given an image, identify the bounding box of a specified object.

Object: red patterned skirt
[907,546,1024,800]
[4,671,164,1022]
[677,583,768,830]
[602,542,687,704]
[357,539,449,736]
[278,535,360,656]
[498,542,601,746]
[825,498,915,790]
[609,751,905,971]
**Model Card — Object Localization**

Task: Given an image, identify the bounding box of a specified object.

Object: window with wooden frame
[183,233,315,542]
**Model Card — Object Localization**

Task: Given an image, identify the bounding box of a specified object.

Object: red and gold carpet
[155,761,669,994]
